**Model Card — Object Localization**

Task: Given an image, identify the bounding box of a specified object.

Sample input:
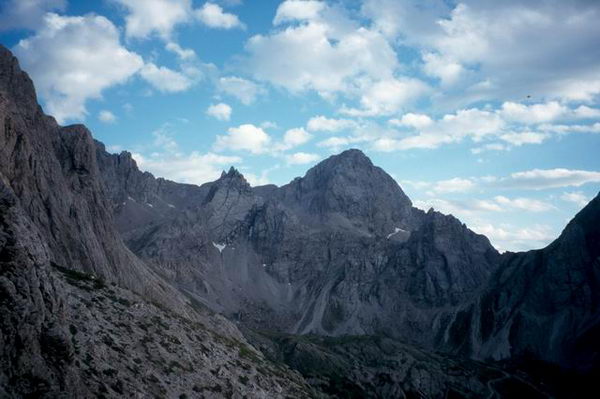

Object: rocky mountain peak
[221,166,244,180]
[276,148,414,234]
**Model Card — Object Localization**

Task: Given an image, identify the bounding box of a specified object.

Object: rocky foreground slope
[1,44,599,397]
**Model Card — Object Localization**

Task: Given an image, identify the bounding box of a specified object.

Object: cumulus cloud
[134,151,241,185]
[13,13,144,123]
[307,116,357,133]
[130,123,242,185]
[499,131,548,146]
[98,110,117,123]
[165,42,196,60]
[196,2,245,29]
[140,63,195,92]
[214,124,271,154]
[243,0,412,112]
[372,108,505,151]
[206,103,232,121]
[279,128,312,150]
[389,113,433,129]
[500,101,567,124]
[341,78,430,116]
[0,0,66,31]
[430,178,475,194]
[114,0,192,39]
[218,76,264,105]
[366,99,599,153]
[426,2,600,102]
[286,152,320,165]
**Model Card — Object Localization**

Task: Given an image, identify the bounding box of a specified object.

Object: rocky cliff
[0,44,318,398]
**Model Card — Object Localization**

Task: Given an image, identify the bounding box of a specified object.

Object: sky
[1,0,599,252]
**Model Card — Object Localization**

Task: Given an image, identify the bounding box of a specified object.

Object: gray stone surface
[0,45,317,398]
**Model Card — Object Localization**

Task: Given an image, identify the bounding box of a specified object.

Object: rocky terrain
[0,45,316,398]
[1,43,599,397]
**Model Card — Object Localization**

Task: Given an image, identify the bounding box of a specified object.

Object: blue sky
[1,0,600,251]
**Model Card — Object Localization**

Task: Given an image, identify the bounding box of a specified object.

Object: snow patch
[387,227,408,239]
[167,204,176,208]
[146,203,153,208]
[127,196,134,201]
[213,242,226,253]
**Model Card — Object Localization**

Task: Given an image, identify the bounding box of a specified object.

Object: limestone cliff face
[96,108,600,376]
[97,138,501,350]
[0,45,317,398]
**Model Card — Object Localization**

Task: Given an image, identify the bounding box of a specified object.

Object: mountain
[0,44,317,398]
[442,192,600,369]
[98,142,500,344]
[1,44,599,397]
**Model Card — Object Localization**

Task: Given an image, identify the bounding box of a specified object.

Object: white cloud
[114,0,192,39]
[508,168,600,190]
[471,143,508,154]
[98,110,117,123]
[373,108,505,151]
[214,124,271,154]
[493,196,554,212]
[317,136,368,152]
[244,1,400,104]
[165,42,196,60]
[13,13,143,123]
[470,223,555,252]
[361,0,450,41]
[134,151,242,185]
[0,0,66,31]
[538,123,600,134]
[342,78,430,116]
[499,131,548,146]
[206,102,232,121]
[260,121,278,129]
[500,101,567,124]
[307,116,357,132]
[286,152,320,165]
[218,76,263,105]
[196,2,245,29]
[389,113,433,129]
[573,105,600,120]
[280,128,312,150]
[420,2,600,103]
[274,0,325,24]
[422,51,465,86]
[560,191,590,207]
[244,171,271,186]
[430,178,475,194]
[140,63,194,93]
